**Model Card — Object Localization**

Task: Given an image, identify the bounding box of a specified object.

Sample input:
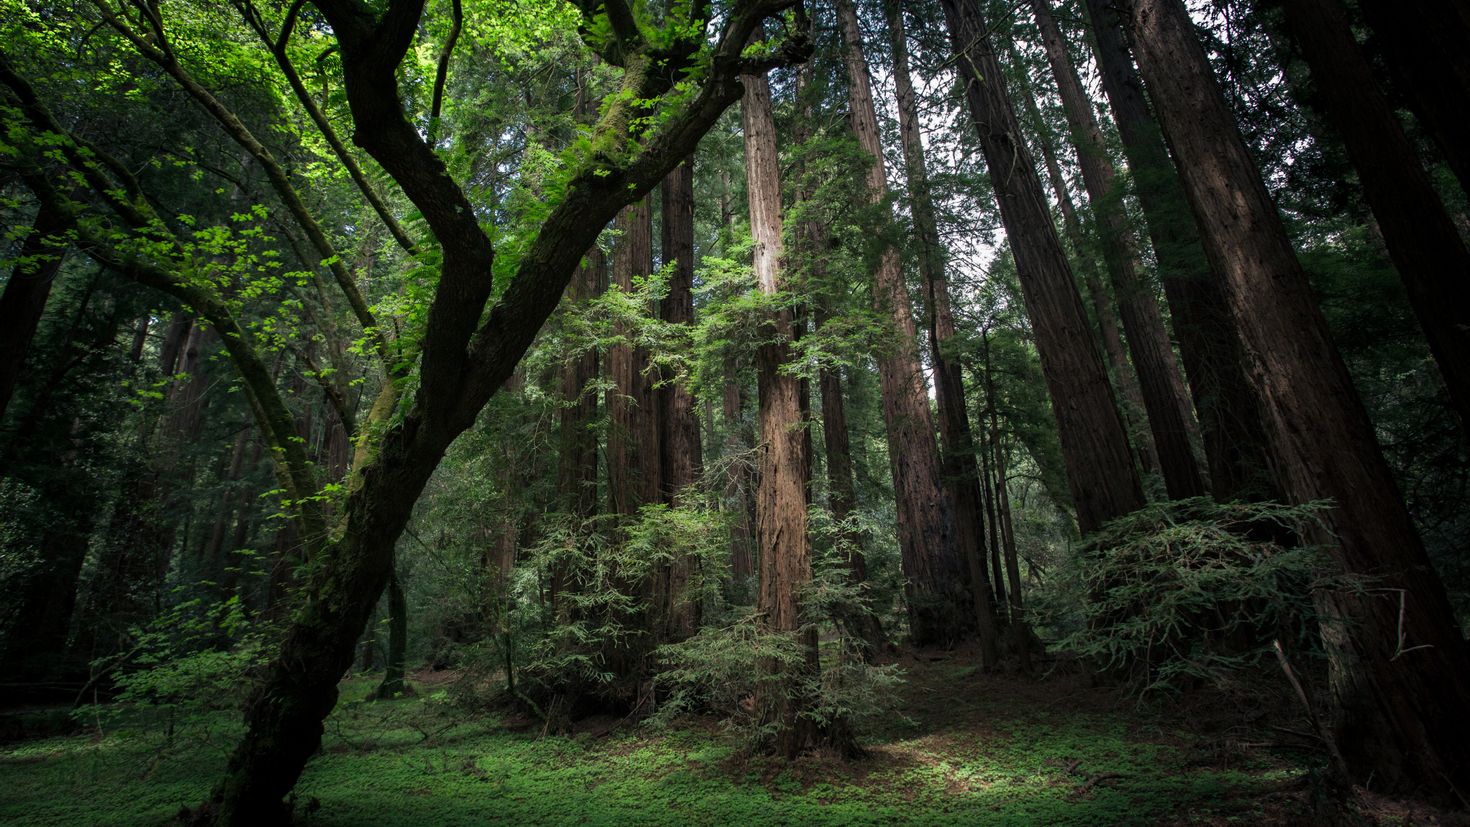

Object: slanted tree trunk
[1083,0,1273,500]
[837,0,969,645]
[939,0,1145,535]
[0,200,68,421]
[1124,0,1470,799]
[742,55,825,757]
[884,0,1000,666]
[1277,0,1470,437]
[1028,0,1203,500]
[658,160,703,640]
[1007,47,1160,480]
[1355,0,1470,198]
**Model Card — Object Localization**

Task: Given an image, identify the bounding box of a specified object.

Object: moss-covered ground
[0,656,1417,825]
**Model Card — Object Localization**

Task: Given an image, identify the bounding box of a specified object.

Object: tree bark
[884,0,1000,665]
[1028,0,1204,500]
[838,0,969,645]
[658,160,703,640]
[1277,0,1470,438]
[743,57,823,757]
[939,0,1145,535]
[1124,0,1470,799]
[607,196,660,519]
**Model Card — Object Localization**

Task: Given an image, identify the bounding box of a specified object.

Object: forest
[1,0,1468,823]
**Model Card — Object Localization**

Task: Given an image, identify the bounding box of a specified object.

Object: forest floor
[0,651,1459,826]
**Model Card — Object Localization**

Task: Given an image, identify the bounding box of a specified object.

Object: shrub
[1047,497,1338,697]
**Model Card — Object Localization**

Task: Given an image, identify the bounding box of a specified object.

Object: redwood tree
[939,0,1145,535]
[1124,0,1470,798]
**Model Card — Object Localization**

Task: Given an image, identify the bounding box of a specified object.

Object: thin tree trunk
[1125,0,1470,799]
[1277,0,1470,437]
[1028,0,1204,500]
[743,57,824,757]
[1083,0,1273,500]
[885,0,1000,665]
[939,0,1146,535]
[838,0,969,645]
[723,368,755,593]
[555,248,604,612]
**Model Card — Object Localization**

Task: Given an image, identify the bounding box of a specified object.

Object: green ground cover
[0,660,1325,826]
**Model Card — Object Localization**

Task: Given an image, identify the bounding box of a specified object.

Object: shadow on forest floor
[0,651,1460,825]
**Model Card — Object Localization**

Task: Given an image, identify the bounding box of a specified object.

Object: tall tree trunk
[607,196,660,518]
[1355,0,1470,198]
[743,57,823,757]
[1028,0,1204,500]
[838,0,969,645]
[1277,0,1470,437]
[1007,48,1160,479]
[658,160,703,640]
[0,200,67,421]
[939,0,1146,534]
[885,0,1000,665]
[555,247,605,612]
[1125,0,1470,799]
[1083,0,1273,500]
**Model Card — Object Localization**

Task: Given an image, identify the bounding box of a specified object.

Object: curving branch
[232,0,419,255]
[90,0,393,365]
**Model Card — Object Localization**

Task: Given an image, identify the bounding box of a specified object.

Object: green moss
[1,667,1312,826]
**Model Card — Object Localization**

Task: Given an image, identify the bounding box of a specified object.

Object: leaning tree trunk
[939,0,1145,535]
[1083,0,1273,501]
[743,56,826,758]
[1277,0,1470,438]
[1006,48,1161,480]
[1125,0,1470,800]
[658,160,703,641]
[1355,0,1470,198]
[838,0,969,645]
[885,0,1000,666]
[1029,0,1204,500]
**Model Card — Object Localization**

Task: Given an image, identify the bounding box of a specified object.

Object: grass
[0,657,1333,825]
